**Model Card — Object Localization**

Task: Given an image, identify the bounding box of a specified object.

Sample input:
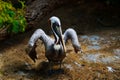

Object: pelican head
[49,16,66,52]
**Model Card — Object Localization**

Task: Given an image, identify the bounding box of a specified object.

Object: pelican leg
[59,61,62,69]
[48,61,52,75]
[58,61,64,73]
[49,61,53,71]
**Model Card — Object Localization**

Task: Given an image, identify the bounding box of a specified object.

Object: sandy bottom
[0,29,119,80]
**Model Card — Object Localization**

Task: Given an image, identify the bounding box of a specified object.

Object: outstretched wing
[27,44,37,62]
[26,29,54,62]
[63,28,82,53]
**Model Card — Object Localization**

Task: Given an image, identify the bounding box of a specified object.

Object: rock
[16,71,26,76]
[107,66,115,72]
[113,49,120,56]
[64,64,73,70]
[87,45,101,50]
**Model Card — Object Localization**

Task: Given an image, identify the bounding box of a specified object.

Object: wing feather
[63,28,81,53]
[26,29,54,62]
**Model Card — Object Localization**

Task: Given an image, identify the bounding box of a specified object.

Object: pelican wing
[63,28,81,53]
[28,29,54,47]
[26,29,54,62]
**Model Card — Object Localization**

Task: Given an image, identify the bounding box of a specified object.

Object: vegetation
[0,0,26,34]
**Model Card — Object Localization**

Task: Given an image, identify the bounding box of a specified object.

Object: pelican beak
[49,16,66,52]
[56,26,66,53]
[60,29,66,53]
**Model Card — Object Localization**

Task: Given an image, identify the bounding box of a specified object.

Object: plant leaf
[12,20,19,33]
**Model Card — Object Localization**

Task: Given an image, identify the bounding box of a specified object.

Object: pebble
[16,71,26,76]
[64,64,73,70]
[113,49,120,56]
[107,66,115,72]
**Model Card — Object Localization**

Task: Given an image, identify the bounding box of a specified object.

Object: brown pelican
[26,16,82,69]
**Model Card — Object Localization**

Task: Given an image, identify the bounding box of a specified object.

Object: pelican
[26,16,82,69]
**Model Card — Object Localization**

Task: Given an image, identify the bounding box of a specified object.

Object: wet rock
[89,35,100,41]
[80,35,89,41]
[113,49,120,56]
[82,53,119,63]
[82,53,101,63]
[87,45,101,50]
[79,35,89,44]
[88,35,100,45]
[111,37,116,41]
[16,71,26,76]
[100,56,115,63]
[100,37,105,41]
